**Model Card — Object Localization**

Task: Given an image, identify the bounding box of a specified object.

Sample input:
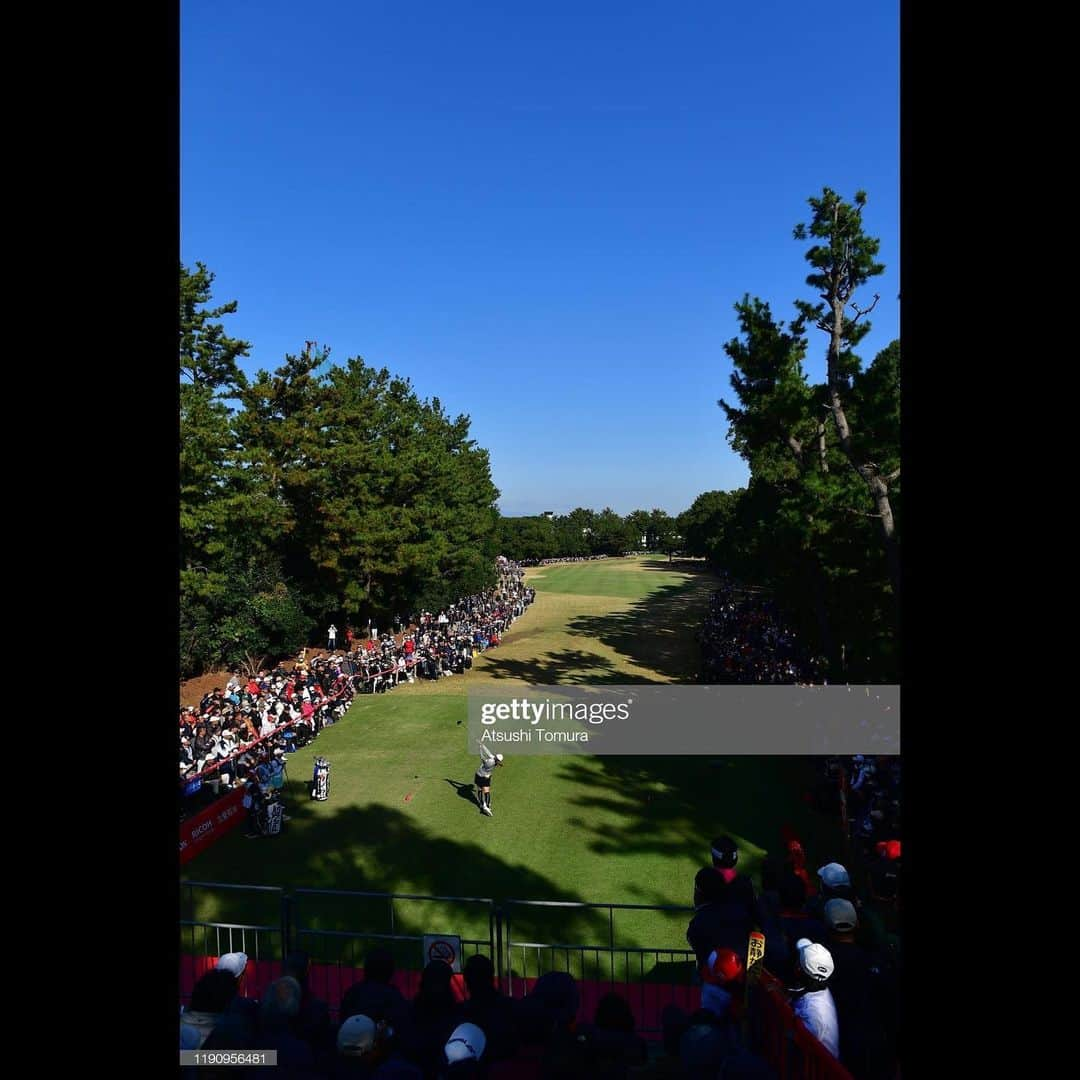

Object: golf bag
[311,757,331,801]
[258,799,284,836]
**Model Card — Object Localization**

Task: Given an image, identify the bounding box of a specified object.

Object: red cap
[702,948,744,985]
[876,840,901,860]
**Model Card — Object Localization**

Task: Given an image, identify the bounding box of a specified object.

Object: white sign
[422,934,462,973]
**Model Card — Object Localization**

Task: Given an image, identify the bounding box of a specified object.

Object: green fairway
[182,557,842,957]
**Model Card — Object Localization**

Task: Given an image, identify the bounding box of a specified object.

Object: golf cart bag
[311,757,331,801]
[258,798,284,836]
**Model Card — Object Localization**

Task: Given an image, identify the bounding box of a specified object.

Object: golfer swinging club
[475,743,503,816]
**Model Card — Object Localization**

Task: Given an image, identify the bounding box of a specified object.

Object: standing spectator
[701,836,756,918]
[345,627,355,652]
[788,939,839,1059]
[823,900,892,1079]
[328,624,338,650]
[686,869,754,965]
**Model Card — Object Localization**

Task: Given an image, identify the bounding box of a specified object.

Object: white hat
[795,939,834,982]
[445,1022,486,1064]
[337,1014,377,1055]
[495,753,504,763]
[817,862,850,888]
[215,952,248,979]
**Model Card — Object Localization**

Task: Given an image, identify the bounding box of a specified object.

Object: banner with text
[179,786,246,864]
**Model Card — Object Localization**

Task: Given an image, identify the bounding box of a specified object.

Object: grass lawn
[182,558,842,965]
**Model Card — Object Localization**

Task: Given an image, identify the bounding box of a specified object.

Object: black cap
[710,836,738,868]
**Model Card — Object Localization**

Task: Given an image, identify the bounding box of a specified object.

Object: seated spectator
[400,959,463,1076]
[574,991,647,1078]
[257,976,316,1071]
[284,950,335,1059]
[788,939,840,1059]
[331,1013,421,1078]
[340,947,410,1033]
[441,1021,487,1078]
[461,954,516,1062]
[181,969,237,1048]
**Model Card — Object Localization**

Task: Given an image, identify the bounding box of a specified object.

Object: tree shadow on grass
[556,756,845,880]
[477,648,651,686]
[565,575,718,683]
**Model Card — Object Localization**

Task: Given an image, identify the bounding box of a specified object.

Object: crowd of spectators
[682,830,901,1079]
[183,944,779,1078]
[179,565,535,819]
[698,574,819,684]
[518,554,623,567]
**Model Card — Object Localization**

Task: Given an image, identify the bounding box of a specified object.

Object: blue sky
[182,1,899,517]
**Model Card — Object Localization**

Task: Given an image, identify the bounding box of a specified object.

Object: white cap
[337,1014,377,1055]
[817,862,850,888]
[795,939,834,982]
[494,753,504,763]
[215,952,248,979]
[445,1022,486,1064]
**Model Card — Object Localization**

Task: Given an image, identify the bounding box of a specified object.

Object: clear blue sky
[181,1,899,517]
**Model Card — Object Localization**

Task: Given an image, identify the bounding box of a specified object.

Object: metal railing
[501,899,698,1033]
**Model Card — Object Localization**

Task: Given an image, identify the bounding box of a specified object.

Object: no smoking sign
[422,934,462,973]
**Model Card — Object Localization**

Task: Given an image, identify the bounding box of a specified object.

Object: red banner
[180,786,246,864]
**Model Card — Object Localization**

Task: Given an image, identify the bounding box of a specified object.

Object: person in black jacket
[460,954,516,1063]
[340,947,410,1034]
[686,868,755,966]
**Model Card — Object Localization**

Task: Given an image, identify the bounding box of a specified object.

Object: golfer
[475,744,503,816]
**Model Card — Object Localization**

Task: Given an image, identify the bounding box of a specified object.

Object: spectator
[788,939,840,1059]
[257,976,316,1071]
[340,947,410,1034]
[686,868,755,966]
[700,835,756,920]
[441,1022,487,1078]
[777,872,828,975]
[284,949,335,1059]
[461,954,516,1062]
[576,991,647,1078]
[331,1013,421,1079]
[328,624,338,650]
[823,900,893,1079]
[181,969,237,1048]
[401,959,463,1076]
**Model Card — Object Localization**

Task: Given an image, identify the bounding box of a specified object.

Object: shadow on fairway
[566,574,718,682]
[478,648,643,685]
[182,798,621,955]
[557,756,845,875]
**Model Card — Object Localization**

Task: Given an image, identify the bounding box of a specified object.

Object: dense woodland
[181,188,899,681]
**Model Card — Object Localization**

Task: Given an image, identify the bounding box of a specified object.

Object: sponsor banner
[180,786,246,864]
[468,684,900,756]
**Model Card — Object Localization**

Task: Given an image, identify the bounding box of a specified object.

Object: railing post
[281,892,293,958]
[494,904,504,992]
